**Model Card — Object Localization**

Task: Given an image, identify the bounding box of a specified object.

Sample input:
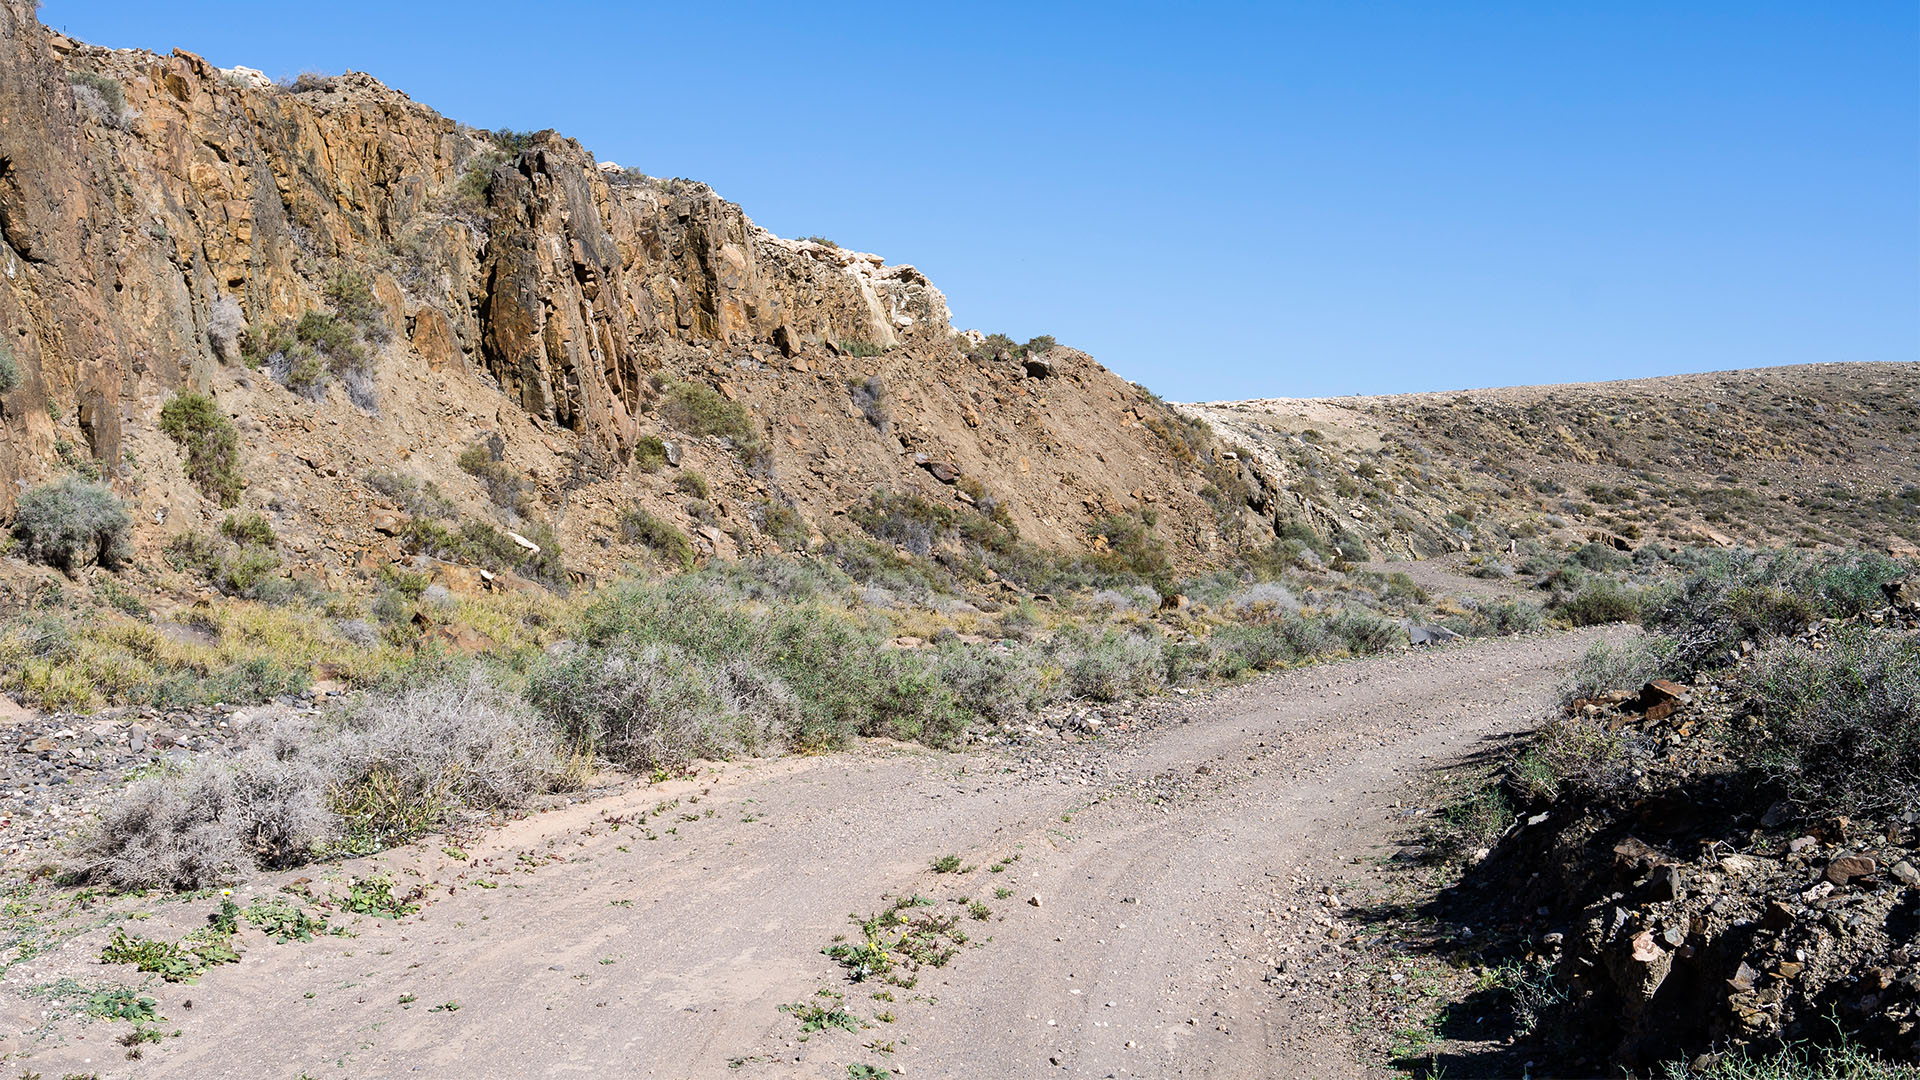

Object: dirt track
[3,627,1621,1079]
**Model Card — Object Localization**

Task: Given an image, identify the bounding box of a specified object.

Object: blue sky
[45,2,1918,401]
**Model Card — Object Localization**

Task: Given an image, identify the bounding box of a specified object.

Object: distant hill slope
[1184,362,1920,562]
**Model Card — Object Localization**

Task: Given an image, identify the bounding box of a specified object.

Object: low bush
[159,392,243,507]
[366,470,459,520]
[166,530,284,599]
[1739,631,1920,818]
[220,512,277,548]
[1557,580,1642,626]
[325,670,565,850]
[1662,1038,1920,1080]
[1504,716,1634,803]
[932,642,1054,728]
[758,500,809,550]
[675,471,710,499]
[12,477,130,571]
[1562,634,1681,704]
[1648,548,1911,675]
[1089,512,1173,590]
[69,745,330,890]
[69,70,135,129]
[529,640,789,769]
[850,376,890,431]
[619,506,694,570]
[0,343,19,395]
[1055,630,1165,702]
[457,442,529,515]
[659,380,760,458]
[1472,597,1547,636]
[633,436,669,473]
[244,275,385,408]
[70,670,562,888]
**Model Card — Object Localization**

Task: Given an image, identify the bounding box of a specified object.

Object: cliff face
[0,3,1264,584]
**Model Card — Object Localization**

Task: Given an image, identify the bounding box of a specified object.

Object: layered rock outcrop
[0,2,1262,580]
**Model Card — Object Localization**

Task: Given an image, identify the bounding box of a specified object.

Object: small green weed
[340,876,421,919]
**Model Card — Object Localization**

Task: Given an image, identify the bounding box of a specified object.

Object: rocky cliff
[0,2,1266,587]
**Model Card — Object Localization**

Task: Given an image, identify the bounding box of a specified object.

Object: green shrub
[1473,597,1546,636]
[1557,580,1641,626]
[164,530,225,577]
[492,128,539,153]
[1327,609,1399,655]
[528,640,785,769]
[159,392,243,506]
[1208,615,1335,675]
[244,280,383,408]
[12,477,130,571]
[659,380,760,458]
[1505,716,1633,803]
[1056,630,1165,702]
[619,506,694,570]
[321,272,388,340]
[220,512,276,547]
[933,642,1054,727]
[166,530,282,599]
[1662,1038,1920,1080]
[1643,549,1910,674]
[457,442,528,514]
[1089,512,1173,590]
[1739,631,1920,818]
[1562,635,1680,704]
[0,343,19,395]
[633,436,668,473]
[758,500,808,550]
[674,471,710,499]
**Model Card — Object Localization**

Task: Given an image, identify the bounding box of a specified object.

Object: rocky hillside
[4,2,1916,600]
[1183,362,1920,565]
[0,3,1254,592]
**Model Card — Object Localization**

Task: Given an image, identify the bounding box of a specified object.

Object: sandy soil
[1,626,1622,1080]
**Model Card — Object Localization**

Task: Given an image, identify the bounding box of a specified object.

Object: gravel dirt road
[3,627,1620,1079]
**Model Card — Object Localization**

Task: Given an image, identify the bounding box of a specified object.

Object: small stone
[1788,836,1817,855]
[1028,894,1043,908]
[1729,961,1761,991]
[1826,855,1876,886]
[1891,860,1919,887]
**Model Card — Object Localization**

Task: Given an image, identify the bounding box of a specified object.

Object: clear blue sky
[45,2,1918,401]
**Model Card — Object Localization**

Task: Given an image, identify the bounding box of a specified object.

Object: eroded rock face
[0,3,1252,576]
[474,144,951,458]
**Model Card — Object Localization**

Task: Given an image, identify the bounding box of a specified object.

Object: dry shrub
[529,640,790,770]
[70,670,562,889]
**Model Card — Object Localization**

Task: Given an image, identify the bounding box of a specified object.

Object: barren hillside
[1184,362,1920,563]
